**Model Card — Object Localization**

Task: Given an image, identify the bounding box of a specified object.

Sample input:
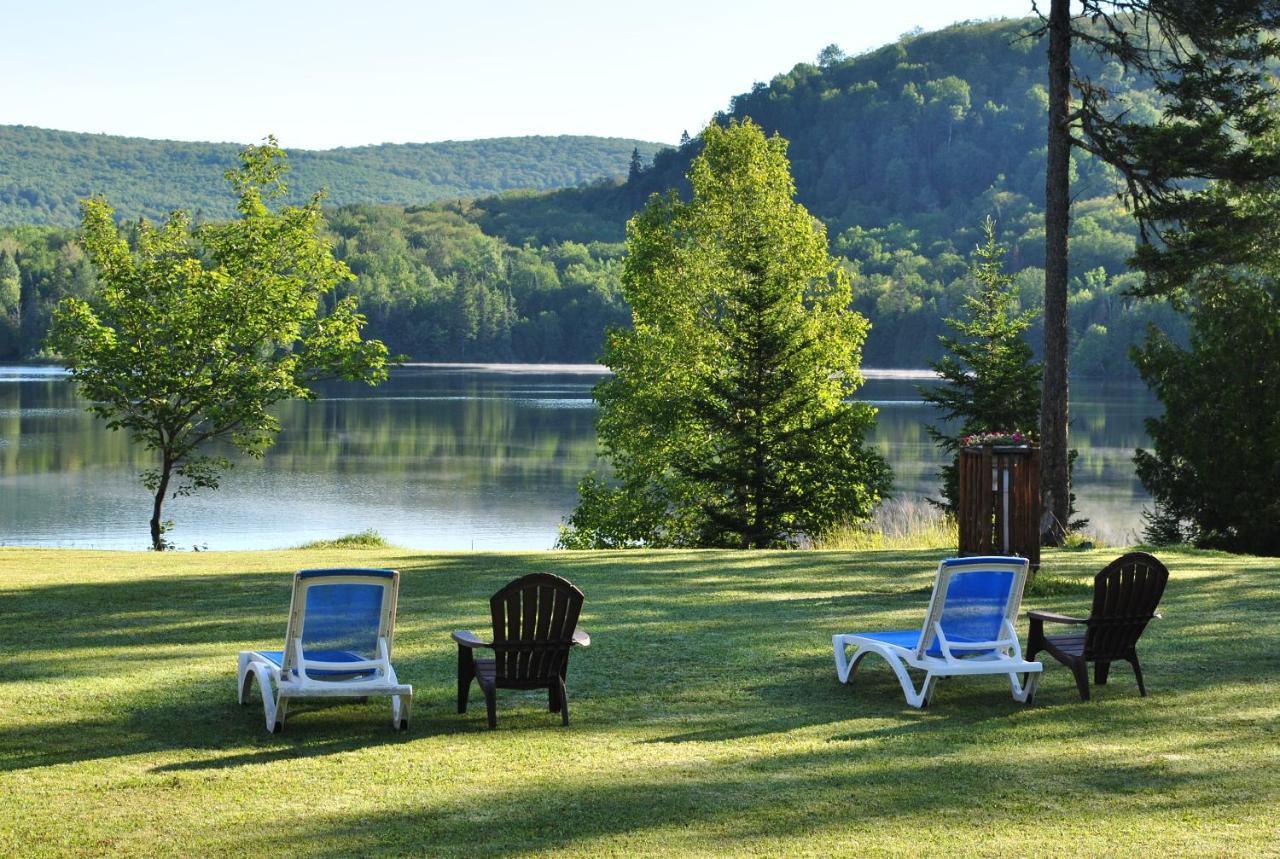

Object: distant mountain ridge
[0,125,667,226]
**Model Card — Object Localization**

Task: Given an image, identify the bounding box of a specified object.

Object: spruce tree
[921,219,1040,514]
[560,120,890,549]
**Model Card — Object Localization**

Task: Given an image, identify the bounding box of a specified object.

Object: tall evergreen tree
[559,120,890,549]
[628,146,644,181]
[921,219,1040,513]
[0,248,20,357]
[1034,0,1280,541]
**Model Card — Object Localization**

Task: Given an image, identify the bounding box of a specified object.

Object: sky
[2,0,1033,150]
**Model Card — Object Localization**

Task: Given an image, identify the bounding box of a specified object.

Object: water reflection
[0,366,1157,550]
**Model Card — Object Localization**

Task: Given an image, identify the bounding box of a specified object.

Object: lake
[0,365,1158,550]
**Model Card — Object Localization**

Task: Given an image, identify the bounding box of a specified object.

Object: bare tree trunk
[1041,0,1072,545]
[150,459,173,551]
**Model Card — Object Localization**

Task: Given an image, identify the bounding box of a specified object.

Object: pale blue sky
[3,0,1033,149]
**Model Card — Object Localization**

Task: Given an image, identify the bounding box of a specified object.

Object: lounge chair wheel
[272,721,283,733]
[398,719,408,731]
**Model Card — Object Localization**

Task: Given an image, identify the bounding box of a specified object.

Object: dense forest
[0,18,1186,373]
[0,126,665,226]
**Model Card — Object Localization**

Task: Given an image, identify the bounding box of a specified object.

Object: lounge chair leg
[392,693,411,730]
[484,687,497,729]
[1130,653,1147,696]
[1095,661,1111,686]
[273,694,290,733]
[457,646,474,714]
[558,677,570,726]
[1070,659,1091,701]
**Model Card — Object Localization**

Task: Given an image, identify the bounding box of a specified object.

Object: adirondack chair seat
[1026,551,1168,701]
[453,573,590,729]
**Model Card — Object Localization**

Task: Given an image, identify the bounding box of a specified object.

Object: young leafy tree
[559,119,890,549]
[921,218,1040,513]
[49,139,389,550]
[1033,0,1280,541]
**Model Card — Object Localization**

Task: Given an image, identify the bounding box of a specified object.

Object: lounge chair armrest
[572,628,591,647]
[451,630,491,648]
[1026,610,1088,624]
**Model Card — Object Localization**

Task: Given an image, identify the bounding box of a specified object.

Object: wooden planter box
[957,444,1040,570]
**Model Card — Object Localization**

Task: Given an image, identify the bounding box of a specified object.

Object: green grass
[294,529,391,550]
[1,546,1276,857]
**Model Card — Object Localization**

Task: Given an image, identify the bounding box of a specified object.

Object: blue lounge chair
[237,568,413,732]
[832,556,1042,708]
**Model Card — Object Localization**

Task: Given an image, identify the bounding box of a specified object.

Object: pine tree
[560,120,890,548]
[921,218,1040,513]
[628,146,644,181]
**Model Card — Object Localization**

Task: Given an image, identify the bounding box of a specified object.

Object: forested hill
[1,18,1183,374]
[0,125,666,226]
[473,17,1131,247]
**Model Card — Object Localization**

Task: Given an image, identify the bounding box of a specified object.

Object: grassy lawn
[1,546,1276,857]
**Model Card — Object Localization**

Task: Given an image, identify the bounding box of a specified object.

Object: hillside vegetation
[1,18,1185,372]
[0,125,665,226]
[1,545,1275,856]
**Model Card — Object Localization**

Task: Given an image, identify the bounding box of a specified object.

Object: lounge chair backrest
[489,572,583,684]
[1085,552,1168,659]
[281,568,399,676]
[917,556,1029,659]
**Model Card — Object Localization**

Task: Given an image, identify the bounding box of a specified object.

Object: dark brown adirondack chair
[1027,551,1169,700]
[452,573,590,728]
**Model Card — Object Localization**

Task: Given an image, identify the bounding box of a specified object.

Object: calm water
[0,365,1158,550]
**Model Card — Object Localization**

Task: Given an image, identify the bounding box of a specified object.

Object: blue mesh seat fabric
[927,569,1015,657]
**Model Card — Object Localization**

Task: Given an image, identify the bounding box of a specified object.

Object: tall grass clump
[813,496,957,550]
[295,529,389,550]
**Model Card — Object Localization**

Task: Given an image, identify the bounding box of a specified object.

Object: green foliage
[0,19,1192,372]
[1133,275,1280,556]
[920,218,1041,512]
[295,529,390,550]
[0,125,665,227]
[48,139,389,550]
[560,121,890,549]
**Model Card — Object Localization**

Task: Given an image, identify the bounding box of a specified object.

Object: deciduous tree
[50,139,388,550]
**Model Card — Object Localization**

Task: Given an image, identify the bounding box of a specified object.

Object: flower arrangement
[961,430,1031,447]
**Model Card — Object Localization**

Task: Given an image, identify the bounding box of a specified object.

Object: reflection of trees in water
[0,373,604,488]
[2,371,1153,502]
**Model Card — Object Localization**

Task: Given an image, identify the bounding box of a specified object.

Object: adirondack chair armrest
[451,630,491,649]
[1026,610,1088,625]
[572,628,591,648]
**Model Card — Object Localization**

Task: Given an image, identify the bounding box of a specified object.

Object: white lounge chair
[237,568,413,732]
[832,556,1041,708]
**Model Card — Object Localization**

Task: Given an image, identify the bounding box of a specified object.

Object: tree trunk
[1041,0,1072,545]
[150,460,173,551]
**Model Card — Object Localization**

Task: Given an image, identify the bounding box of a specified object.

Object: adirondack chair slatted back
[1085,552,1168,659]
[489,573,583,683]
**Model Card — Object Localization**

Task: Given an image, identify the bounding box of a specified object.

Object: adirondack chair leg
[1130,653,1147,696]
[484,687,497,729]
[1070,658,1091,701]
[548,683,561,713]
[557,676,569,726]
[457,645,475,714]
[1094,661,1111,685]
